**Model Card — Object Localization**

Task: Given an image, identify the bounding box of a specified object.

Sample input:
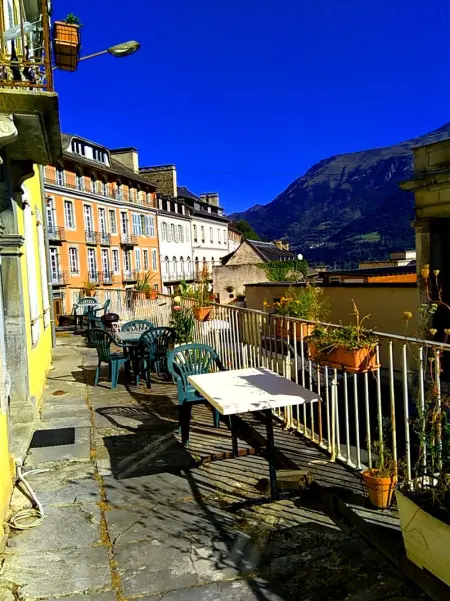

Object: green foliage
[272,285,328,321]
[64,13,82,26]
[170,306,195,343]
[261,259,308,282]
[309,300,378,351]
[193,265,212,308]
[134,271,156,293]
[230,219,260,241]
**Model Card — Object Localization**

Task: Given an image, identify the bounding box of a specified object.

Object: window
[152,249,157,270]
[185,225,190,242]
[147,192,152,204]
[120,212,128,235]
[71,140,86,155]
[112,249,120,273]
[135,248,141,271]
[87,248,97,278]
[164,256,169,275]
[218,229,221,244]
[174,224,179,242]
[178,225,183,243]
[36,209,50,329]
[181,204,185,215]
[223,229,227,243]
[46,197,56,230]
[56,164,65,186]
[173,202,178,213]
[161,222,167,241]
[186,257,191,276]
[158,198,163,210]
[24,201,40,344]
[93,148,107,163]
[210,227,213,243]
[84,205,93,232]
[123,250,131,272]
[109,210,117,234]
[64,200,75,228]
[101,249,110,275]
[75,171,84,191]
[90,175,96,194]
[180,256,184,275]
[129,187,135,202]
[167,201,171,212]
[148,215,155,237]
[193,224,197,243]
[173,256,177,275]
[132,213,141,235]
[143,249,149,270]
[169,223,175,242]
[98,208,107,234]
[116,181,122,199]
[102,179,108,196]
[201,226,205,243]
[69,247,79,274]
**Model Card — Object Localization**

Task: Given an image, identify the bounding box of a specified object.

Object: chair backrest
[88,328,114,361]
[167,343,225,390]
[78,298,97,306]
[121,319,154,332]
[102,299,111,311]
[139,327,176,360]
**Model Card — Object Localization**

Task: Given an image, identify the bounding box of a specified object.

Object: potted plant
[226,285,235,299]
[395,265,450,587]
[361,440,397,509]
[134,271,158,299]
[53,14,82,72]
[170,301,195,345]
[82,280,96,297]
[308,300,379,372]
[192,265,213,321]
[271,284,327,341]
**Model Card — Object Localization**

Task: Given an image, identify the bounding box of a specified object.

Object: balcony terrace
[85,230,99,245]
[47,225,66,243]
[99,232,111,245]
[50,270,67,286]
[120,233,137,247]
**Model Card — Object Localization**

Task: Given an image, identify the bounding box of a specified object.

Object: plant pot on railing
[396,488,450,587]
[193,306,212,321]
[53,21,81,72]
[145,290,158,300]
[275,319,315,341]
[361,469,396,509]
[309,342,379,373]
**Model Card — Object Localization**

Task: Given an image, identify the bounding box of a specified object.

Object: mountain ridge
[230,122,450,266]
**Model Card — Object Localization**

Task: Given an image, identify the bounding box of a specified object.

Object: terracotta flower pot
[309,342,379,373]
[149,290,158,300]
[84,290,92,297]
[53,22,80,72]
[362,469,396,509]
[193,306,212,321]
[275,320,315,341]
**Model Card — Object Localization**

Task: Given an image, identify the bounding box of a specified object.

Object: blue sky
[54,0,450,214]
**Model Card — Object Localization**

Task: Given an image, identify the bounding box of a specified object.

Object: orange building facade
[43,134,161,316]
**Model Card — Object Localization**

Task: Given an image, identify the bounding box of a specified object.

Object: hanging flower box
[53,21,81,72]
[309,341,379,373]
[275,319,315,341]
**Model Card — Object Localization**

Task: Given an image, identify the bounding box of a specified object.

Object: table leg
[231,415,239,457]
[264,409,278,501]
[180,403,192,446]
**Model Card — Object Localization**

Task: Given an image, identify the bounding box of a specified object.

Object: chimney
[140,164,177,198]
[200,192,219,207]
[274,240,290,251]
[110,147,139,173]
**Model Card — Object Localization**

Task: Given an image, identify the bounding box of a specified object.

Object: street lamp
[78,40,141,62]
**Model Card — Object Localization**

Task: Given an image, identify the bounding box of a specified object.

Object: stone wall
[140,165,177,197]
[226,242,260,266]
[213,263,268,303]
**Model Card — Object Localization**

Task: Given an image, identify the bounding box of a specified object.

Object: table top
[114,331,142,344]
[188,367,320,416]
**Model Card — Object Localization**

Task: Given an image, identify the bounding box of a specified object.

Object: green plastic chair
[88,328,129,389]
[121,319,154,332]
[73,298,98,332]
[167,343,226,445]
[138,327,176,387]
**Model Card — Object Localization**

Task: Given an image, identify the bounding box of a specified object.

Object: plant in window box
[192,265,213,321]
[53,14,82,72]
[362,437,398,509]
[308,300,379,372]
[82,280,96,297]
[170,301,195,344]
[271,284,327,341]
[134,271,158,299]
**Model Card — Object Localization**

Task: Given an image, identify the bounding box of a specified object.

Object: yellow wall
[20,168,53,407]
[0,416,13,541]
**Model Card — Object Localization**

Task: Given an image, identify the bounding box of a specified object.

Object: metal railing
[122,270,137,282]
[87,271,100,284]
[99,232,111,245]
[51,271,68,286]
[101,270,113,285]
[64,290,448,484]
[47,226,66,242]
[0,0,53,91]
[120,233,137,246]
[85,230,99,245]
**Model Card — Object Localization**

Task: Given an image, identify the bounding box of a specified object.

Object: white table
[188,367,320,501]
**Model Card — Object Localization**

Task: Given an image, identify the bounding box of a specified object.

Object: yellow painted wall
[20,168,53,408]
[0,415,13,541]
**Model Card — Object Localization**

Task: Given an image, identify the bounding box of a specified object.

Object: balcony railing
[85,230,99,245]
[51,271,68,286]
[0,0,53,91]
[99,232,111,246]
[101,270,113,285]
[122,270,137,283]
[87,271,100,284]
[47,226,66,243]
[120,233,137,246]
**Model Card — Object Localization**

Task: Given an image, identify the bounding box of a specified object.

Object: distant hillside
[230,123,450,267]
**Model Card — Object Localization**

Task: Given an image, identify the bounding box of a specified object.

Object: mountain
[230,123,450,267]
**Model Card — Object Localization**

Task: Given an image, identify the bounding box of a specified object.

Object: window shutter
[36,209,50,328]
[23,200,40,345]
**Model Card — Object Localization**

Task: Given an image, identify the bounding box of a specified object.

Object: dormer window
[194,202,200,210]
[93,147,108,164]
[71,139,86,156]
[181,204,185,215]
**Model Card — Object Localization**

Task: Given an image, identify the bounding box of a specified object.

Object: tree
[230,219,260,241]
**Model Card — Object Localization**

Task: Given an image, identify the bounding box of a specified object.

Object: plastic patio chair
[121,319,154,332]
[88,328,129,389]
[73,297,98,332]
[138,327,176,387]
[94,298,111,317]
[167,343,227,445]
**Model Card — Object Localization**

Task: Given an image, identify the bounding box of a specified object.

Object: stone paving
[0,341,430,601]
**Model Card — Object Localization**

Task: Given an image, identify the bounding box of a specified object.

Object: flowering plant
[170,305,195,343]
[270,285,327,321]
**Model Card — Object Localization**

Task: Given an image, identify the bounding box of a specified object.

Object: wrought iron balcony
[120,233,137,247]
[51,271,68,286]
[122,270,137,283]
[0,0,53,92]
[47,225,66,243]
[101,270,113,285]
[85,230,99,245]
[99,232,111,246]
[87,271,100,284]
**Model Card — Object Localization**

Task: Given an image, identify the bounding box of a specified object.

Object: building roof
[246,239,296,262]
[324,264,416,278]
[60,134,157,189]
[177,186,200,201]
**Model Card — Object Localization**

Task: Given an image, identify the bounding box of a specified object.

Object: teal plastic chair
[121,319,154,332]
[167,344,226,445]
[73,298,98,332]
[88,328,129,389]
[139,327,176,387]
[93,299,111,318]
